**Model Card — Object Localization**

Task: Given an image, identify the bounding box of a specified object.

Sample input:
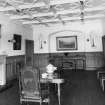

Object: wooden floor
[61,70,105,105]
[0,70,105,105]
[0,80,20,105]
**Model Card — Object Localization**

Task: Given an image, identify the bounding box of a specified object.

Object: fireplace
[62,60,75,69]
[51,54,86,70]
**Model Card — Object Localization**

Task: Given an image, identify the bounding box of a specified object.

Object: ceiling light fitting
[80,0,85,22]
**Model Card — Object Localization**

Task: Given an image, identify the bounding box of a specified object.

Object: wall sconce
[39,40,47,49]
[39,33,47,49]
[91,38,96,47]
[89,31,96,48]
[8,39,16,43]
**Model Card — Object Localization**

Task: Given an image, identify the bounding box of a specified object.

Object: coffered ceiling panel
[0,0,105,26]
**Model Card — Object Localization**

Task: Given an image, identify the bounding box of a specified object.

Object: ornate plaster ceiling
[0,0,105,26]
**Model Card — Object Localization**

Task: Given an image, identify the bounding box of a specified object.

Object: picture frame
[13,34,22,50]
[56,36,77,51]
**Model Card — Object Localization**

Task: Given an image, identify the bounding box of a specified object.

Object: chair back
[20,66,40,95]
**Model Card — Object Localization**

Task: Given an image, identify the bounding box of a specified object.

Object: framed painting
[56,36,77,51]
[13,34,22,50]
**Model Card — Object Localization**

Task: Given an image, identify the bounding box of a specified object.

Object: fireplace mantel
[51,55,86,70]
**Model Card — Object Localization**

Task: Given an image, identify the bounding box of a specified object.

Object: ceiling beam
[10,12,54,19]
[0,0,79,11]
[22,14,105,24]
[10,6,105,20]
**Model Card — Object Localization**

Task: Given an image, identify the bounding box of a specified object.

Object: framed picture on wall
[13,34,22,50]
[56,36,77,51]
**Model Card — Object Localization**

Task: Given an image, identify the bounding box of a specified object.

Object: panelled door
[25,40,34,66]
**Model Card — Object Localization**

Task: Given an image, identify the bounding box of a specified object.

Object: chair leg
[40,99,42,105]
[48,97,50,105]
[102,79,104,91]
[20,100,22,105]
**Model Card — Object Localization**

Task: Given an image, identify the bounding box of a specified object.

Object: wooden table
[52,79,64,105]
[40,78,64,105]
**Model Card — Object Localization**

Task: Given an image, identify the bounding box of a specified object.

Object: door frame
[25,39,34,66]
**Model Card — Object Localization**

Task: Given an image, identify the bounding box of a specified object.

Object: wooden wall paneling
[33,53,49,74]
[102,36,105,59]
[6,62,13,81]
[33,54,39,67]
[0,55,6,85]
[54,56,63,67]
[6,55,25,82]
[85,52,104,70]
[50,52,86,70]
[33,52,104,74]
[76,59,84,69]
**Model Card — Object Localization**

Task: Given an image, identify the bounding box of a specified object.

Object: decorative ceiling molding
[0,0,105,25]
[22,14,105,24]
[0,0,79,11]
[10,6,105,20]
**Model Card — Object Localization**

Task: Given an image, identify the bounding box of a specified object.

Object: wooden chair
[97,70,105,91]
[18,66,49,105]
[97,70,105,79]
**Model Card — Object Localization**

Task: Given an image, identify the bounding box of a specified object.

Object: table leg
[102,79,104,91]
[57,83,61,105]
